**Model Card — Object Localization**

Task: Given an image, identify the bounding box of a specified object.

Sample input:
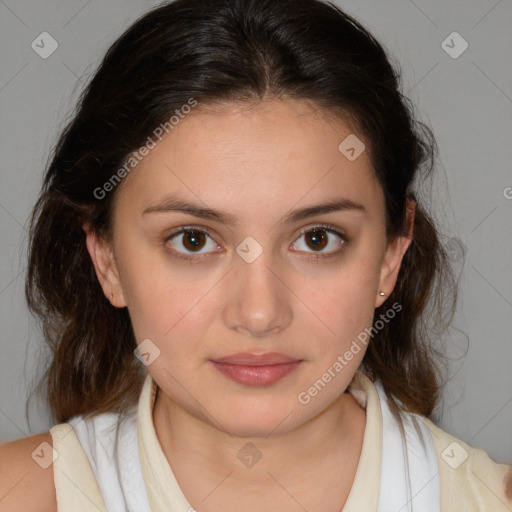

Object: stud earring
[109,292,114,303]
[379,291,386,296]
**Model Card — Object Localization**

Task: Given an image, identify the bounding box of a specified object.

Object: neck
[152,384,366,508]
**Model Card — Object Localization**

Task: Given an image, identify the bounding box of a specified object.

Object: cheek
[126,273,203,342]
[118,255,216,364]
[305,254,381,336]
[311,290,376,362]
[114,242,184,337]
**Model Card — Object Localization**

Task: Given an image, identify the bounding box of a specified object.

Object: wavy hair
[25,0,457,424]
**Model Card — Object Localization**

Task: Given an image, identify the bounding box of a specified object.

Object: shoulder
[423,418,512,511]
[0,431,57,512]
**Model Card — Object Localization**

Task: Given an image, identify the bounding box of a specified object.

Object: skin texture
[83,98,414,511]
[0,432,57,511]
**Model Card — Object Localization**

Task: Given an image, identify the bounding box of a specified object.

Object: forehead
[113,98,382,219]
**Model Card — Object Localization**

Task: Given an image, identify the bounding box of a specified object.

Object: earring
[109,292,114,303]
[379,291,386,296]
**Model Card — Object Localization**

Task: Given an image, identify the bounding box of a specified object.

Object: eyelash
[162,223,348,262]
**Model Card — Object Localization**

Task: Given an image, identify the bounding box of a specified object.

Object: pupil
[308,230,327,250]
[185,230,203,250]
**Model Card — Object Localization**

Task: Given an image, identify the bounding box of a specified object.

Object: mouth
[210,352,303,386]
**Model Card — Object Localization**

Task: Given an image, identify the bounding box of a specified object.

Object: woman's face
[85,98,412,437]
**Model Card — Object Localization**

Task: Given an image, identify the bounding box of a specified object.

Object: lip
[211,361,302,386]
[211,351,300,365]
[210,352,303,386]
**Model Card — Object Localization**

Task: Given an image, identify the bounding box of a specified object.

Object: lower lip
[210,361,302,386]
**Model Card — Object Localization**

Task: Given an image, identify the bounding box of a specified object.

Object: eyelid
[298,222,346,237]
[165,224,217,239]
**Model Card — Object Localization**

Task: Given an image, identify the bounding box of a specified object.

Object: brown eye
[181,230,207,251]
[165,227,220,260]
[291,225,346,257]
[304,229,328,251]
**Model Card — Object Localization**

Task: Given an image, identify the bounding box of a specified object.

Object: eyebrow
[142,195,366,226]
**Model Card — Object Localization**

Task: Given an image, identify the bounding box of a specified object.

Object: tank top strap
[50,408,152,512]
[50,422,107,511]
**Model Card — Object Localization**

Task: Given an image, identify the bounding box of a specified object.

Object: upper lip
[211,352,301,365]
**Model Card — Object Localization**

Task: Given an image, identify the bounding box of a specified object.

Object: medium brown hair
[25,0,457,425]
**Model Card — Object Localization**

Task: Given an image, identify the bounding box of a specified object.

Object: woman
[1,0,511,510]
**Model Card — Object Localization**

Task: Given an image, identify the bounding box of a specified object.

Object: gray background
[1,0,511,464]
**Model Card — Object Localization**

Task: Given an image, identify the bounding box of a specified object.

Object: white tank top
[67,409,151,512]
[51,371,440,511]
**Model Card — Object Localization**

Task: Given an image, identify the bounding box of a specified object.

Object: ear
[375,198,415,308]
[82,222,127,308]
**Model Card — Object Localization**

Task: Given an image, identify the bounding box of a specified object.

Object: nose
[222,251,293,338]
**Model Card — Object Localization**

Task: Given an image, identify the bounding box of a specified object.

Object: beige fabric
[336,371,382,511]
[425,418,512,511]
[49,423,107,511]
[50,370,512,511]
[137,369,197,510]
